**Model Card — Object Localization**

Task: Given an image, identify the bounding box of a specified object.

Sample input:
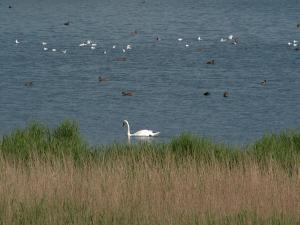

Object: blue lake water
[0,0,300,145]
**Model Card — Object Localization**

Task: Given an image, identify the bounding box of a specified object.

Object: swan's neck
[126,122,131,136]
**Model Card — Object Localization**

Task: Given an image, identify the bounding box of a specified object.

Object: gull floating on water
[91,43,97,47]
[43,47,48,51]
[178,38,183,41]
[79,43,87,47]
[91,46,96,50]
[122,48,126,53]
[52,49,56,52]
[103,50,107,54]
[42,42,47,45]
[15,39,20,44]
[288,42,292,46]
[197,36,202,41]
[185,44,189,47]
[228,35,234,40]
[62,50,67,54]
[126,44,132,50]
[112,45,116,49]
[220,38,227,42]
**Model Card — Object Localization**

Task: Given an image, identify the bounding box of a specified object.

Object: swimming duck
[98,76,108,82]
[260,80,267,85]
[206,59,215,64]
[24,81,33,87]
[122,91,134,96]
[131,30,138,36]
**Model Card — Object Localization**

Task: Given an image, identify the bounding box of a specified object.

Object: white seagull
[43,47,48,51]
[126,44,132,50]
[178,38,183,41]
[220,38,227,42]
[42,42,47,45]
[197,36,202,41]
[15,39,20,44]
[228,35,234,40]
[122,120,160,137]
[62,50,67,54]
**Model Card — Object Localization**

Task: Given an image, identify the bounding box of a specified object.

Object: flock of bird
[11,7,299,99]
[15,29,299,97]
[7,2,300,138]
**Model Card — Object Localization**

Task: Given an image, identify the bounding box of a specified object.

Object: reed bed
[0,121,299,224]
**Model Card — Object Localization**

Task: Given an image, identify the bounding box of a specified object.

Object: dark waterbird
[114,57,127,61]
[206,59,215,64]
[203,92,210,96]
[8,5,12,8]
[122,91,134,96]
[98,76,108,82]
[223,91,229,97]
[260,80,267,85]
[64,21,70,26]
[24,81,33,87]
[130,30,138,36]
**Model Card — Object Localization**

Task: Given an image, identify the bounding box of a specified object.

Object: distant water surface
[0,0,300,145]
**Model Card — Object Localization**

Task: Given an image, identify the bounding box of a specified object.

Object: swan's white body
[122,120,160,137]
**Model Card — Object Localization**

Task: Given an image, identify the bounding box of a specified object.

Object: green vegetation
[1,120,300,169]
[0,121,299,225]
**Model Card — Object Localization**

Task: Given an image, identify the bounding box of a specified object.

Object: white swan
[122,120,160,137]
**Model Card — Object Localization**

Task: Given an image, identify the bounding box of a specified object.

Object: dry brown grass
[0,154,299,224]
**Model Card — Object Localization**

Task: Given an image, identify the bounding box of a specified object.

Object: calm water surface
[0,0,300,145]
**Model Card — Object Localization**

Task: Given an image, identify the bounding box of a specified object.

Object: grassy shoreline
[0,121,299,224]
